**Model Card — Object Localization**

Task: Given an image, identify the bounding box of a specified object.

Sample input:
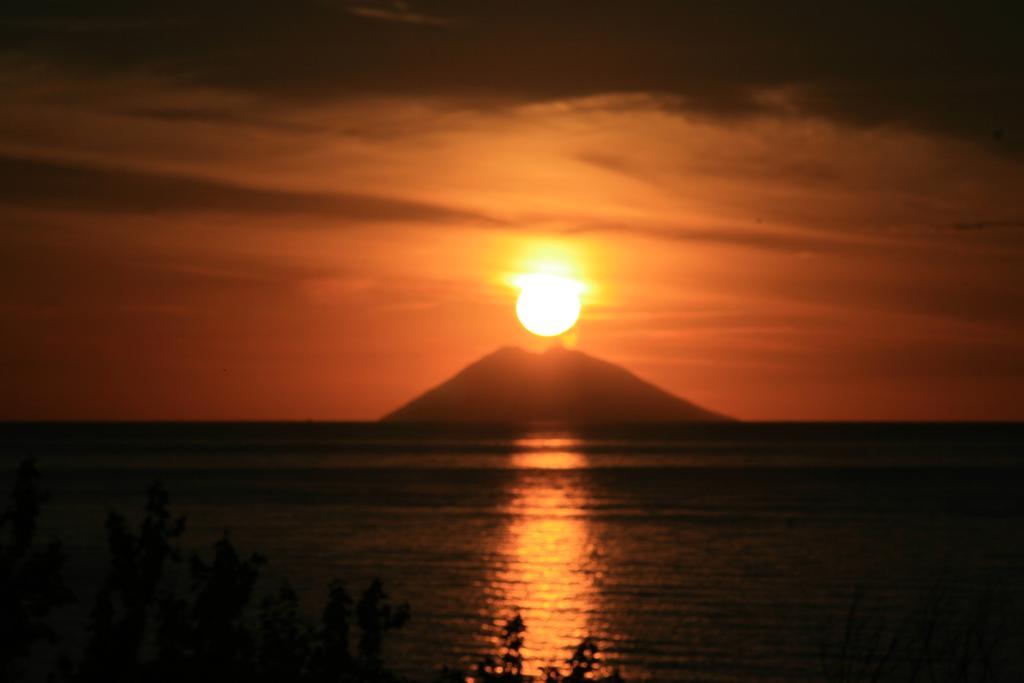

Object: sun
[514,273,583,337]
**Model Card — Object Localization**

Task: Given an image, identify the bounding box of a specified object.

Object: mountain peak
[382,346,731,424]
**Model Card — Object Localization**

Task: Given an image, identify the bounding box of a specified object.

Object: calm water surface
[2,423,1023,682]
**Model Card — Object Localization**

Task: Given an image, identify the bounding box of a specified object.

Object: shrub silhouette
[542,635,623,683]
[820,586,1012,683]
[471,615,623,683]
[476,613,526,682]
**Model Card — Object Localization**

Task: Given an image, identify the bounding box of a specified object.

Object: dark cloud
[2,2,1022,146]
[0,155,495,223]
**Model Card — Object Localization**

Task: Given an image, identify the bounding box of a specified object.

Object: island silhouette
[383,346,730,423]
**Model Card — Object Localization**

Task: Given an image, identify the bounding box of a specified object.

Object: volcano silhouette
[383,346,731,423]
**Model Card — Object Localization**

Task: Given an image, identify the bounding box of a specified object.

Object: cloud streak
[949,220,1024,231]
[0,155,495,224]
[558,220,864,254]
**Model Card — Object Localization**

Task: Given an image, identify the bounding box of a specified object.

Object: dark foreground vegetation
[1,458,1018,683]
[0,459,621,683]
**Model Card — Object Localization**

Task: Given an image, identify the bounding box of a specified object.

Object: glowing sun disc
[515,274,582,337]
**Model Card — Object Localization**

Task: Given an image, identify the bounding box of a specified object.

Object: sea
[2,422,1023,682]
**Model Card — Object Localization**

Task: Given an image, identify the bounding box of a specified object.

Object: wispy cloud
[347,1,452,27]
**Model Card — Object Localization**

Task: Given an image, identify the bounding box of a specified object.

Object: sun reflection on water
[510,436,588,470]
[484,434,606,676]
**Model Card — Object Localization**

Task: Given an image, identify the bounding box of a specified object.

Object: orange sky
[2,3,1023,420]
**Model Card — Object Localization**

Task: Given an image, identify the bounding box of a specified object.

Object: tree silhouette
[357,577,410,670]
[309,579,353,680]
[75,483,185,682]
[0,459,72,680]
[256,582,312,683]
